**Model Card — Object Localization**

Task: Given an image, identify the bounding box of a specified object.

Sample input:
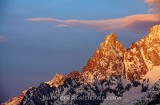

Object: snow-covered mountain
[2,24,160,105]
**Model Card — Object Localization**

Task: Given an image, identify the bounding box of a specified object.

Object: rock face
[124,25,160,81]
[81,33,126,83]
[46,74,65,87]
[2,24,160,105]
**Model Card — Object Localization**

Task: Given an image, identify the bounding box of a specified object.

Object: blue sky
[0,0,160,103]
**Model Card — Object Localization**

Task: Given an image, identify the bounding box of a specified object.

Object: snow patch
[143,66,160,88]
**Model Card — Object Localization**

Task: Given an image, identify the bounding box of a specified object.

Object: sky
[0,0,160,103]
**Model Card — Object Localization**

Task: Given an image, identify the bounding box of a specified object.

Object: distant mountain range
[2,24,160,105]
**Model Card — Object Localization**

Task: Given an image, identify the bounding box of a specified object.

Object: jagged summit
[66,71,79,79]
[103,33,126,57]
[46,71,80,87]
[103,32,116,45]
[149,24,160,36]
[46,74,65,87]
[82,33,125,75]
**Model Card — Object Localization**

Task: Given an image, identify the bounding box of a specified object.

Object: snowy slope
[143,66,160,88]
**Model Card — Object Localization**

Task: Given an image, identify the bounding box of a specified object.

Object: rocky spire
[103,32,116,46]
[81,33,126,83]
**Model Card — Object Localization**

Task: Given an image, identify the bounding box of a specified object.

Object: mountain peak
[46,74,65,87]
[103,32,116,45]
[66,71,79,80]
[103,33,126,56]
[82,33,126,80]
[145,25,160,42]
[149,24,160,35]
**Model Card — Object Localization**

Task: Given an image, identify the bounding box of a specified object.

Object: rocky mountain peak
[103,32,116,46]
[149,24,160,36]
[66,71,79,80]
[46,74,65,87]
[102,33,126,57]
[81,33,126,83]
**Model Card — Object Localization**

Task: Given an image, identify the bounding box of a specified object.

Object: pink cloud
[25,18,61,22]
[145,0,160,12]
[25,0,160,31]
[26,14,160,31]
[55,24,69,28]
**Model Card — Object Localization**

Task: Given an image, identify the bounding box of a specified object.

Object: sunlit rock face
[3,24,160,105]
[124,25,160,81]
[46,74,65,87]
[81,33,126,83]
[139,25,160,67]
[81,25,160,82]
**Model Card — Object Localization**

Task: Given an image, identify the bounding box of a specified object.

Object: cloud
[55,24,69,28]
[26,14,160,31]
[25,0,160,31]
[25,18,61,22]
[145,0,160,12]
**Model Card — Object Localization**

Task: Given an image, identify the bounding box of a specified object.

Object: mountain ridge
[2,24,160,105]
